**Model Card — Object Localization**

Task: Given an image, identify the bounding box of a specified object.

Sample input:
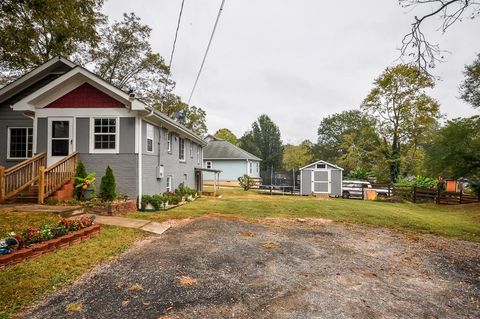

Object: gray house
[0,57,206,206]
[300,160,343,196]
[203,135,261,183]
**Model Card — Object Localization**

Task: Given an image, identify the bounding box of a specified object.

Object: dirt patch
[24,216,480,318]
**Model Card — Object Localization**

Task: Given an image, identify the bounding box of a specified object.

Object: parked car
[342,180,390,198]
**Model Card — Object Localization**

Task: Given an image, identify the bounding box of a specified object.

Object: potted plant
[74,172,96,200]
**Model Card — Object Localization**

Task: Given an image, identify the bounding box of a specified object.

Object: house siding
[141,121,202,195]
[203,159,261,181]
[0,106,33,168]
[74,117,138,197]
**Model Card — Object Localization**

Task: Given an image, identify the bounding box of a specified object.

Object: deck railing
[38,152,78,204]
[0,152,46,203]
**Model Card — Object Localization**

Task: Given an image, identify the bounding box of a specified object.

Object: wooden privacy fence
[393,185,480,205]
[38,152,78,204]
[0,152,46,203]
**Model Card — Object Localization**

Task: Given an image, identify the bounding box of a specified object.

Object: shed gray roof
[203,137,262,161]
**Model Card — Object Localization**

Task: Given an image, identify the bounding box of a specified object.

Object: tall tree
[214,128,238,144]
[460,53,480,109]
[239,115,283,172]
[283,141,313,171]
[155,93,207,136]
[316,110,376,163]
[0,0,105,82]
[89,12,169,105]
[425,116,480,194]
[399,0,480,73]
[362,64,441,183]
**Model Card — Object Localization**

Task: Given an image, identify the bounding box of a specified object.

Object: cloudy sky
[103,0,479,143]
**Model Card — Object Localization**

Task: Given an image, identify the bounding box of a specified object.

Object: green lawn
[128,187,480,242]
[0,211,147,319]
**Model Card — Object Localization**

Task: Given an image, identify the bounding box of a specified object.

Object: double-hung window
[166,176,173,192]
[7,127,33,159]
[167,132,172,152]
[91,118,118,153]
[179,137,186,162]
[146,123,154,153]
[249,162,252,174]
[190,141,193,158]
[196,145,200,164]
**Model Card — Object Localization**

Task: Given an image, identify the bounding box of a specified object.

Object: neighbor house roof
[203,136,262,161]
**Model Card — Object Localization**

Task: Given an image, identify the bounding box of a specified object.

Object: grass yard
[0,210,147,319]
[128,187,480,242]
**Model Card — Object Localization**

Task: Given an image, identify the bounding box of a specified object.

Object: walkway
[93,215,171,235]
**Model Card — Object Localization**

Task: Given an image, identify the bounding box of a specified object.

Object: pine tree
[99,166,116,201]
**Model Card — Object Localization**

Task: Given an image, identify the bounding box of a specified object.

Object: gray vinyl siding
[301,170,311,195]
[331,169,342,197]
[141,121,203,195]
[0,106,33,168]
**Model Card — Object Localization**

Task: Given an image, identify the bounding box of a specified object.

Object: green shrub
[238,174,255,191]
[346,167,371,180]
[74,161,88,200]
[395,176,438,188]
[99,166,116,201]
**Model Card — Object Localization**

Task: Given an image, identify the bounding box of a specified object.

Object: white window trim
[196,145,200,164]
[167,131,172,153]
[206,161,212,169]
[7,127,33,160]
[179,137,186,162]
[146,123,154,153]
[190,141,193,158]
[89,117,120,154]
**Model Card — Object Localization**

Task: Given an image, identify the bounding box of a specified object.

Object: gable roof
[3,57,207,145]
[203,138,262,161]
[299,160,343,171]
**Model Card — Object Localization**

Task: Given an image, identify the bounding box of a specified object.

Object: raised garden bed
[85,199,137,216]
[0,224,101,269]
[141,195,197,212]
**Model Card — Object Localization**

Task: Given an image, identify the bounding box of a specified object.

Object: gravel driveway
[25,217,480,318]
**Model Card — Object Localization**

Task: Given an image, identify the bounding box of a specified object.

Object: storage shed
[300,160,343,196]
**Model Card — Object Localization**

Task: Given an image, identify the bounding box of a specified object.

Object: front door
[47,118,73,166]
[311,170,331,193]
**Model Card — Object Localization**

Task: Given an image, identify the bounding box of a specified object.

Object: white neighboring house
[203,135,261,183]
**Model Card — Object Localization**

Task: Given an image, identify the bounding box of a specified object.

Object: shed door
[311,170,331,193]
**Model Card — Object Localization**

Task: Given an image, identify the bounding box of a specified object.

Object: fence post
[413,186,417,203]
[38,166,45,204]
[459,189,463,204]
[388,184,391,197]
[436,187,441,205]
[0,166,5,204]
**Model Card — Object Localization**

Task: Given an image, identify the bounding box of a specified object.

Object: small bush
[238,174,255,191]
[74,161,88,200]
[395,176,438,188]
[99,166,116,201]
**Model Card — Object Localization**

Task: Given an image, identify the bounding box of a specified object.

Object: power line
[187,0,226,105]
[163,0,186,96]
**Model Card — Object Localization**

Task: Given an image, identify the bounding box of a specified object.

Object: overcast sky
[103,0,479,143]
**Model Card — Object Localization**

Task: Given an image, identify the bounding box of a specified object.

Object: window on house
[146,123,154,153]
[206,161,212,169]
[256,162,259,173]
[196,145,200,164]
[8,127,33,159]
[167,132,172,152]
[92,118,118,152]
[179,137,185,161]
[249,162,252,174]
[190,142,193,158]
[316,163,326,169]
[166,176,173,192]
